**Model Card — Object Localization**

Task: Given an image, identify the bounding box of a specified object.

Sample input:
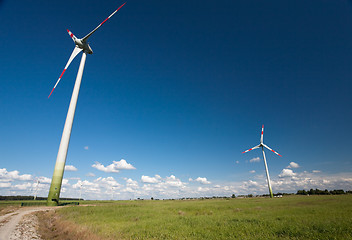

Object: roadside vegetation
[35,195,352,239]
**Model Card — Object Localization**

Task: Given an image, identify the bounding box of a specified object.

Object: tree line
[296,189,352,195]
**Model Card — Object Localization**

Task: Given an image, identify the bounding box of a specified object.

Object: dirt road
[0,206,55,240]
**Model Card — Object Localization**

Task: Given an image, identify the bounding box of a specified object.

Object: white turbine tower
[47,2,126,206]
[242,125,282,198]
[33,179,40,200]
[79,182,83,201]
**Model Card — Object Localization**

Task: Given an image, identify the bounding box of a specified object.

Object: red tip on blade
[278,154,282,157]
[262,125,264,128]
[119,2,127,10]
[48,88,55,98]
[67,29,73,38]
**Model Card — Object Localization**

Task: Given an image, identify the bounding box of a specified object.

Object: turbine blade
[242,144,260,154]
[260,125,264,143]
[67,29,77,42]
[82,2,126,42]
[48,46,83,98]
[263,144,282,157]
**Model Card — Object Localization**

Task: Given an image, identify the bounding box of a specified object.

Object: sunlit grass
[56,195,352,239]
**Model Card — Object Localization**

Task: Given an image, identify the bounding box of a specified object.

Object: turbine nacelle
[67,30,93,54]
[74,38,93,54]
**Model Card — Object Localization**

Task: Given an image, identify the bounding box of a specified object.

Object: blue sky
[0,0,351,200]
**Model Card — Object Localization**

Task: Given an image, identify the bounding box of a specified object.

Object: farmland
[33,195,352,239]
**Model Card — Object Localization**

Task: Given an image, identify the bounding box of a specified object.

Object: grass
[49,195,352,239]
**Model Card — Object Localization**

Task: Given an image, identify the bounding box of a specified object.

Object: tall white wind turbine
[47,2,126,206]
[242,125,282,198]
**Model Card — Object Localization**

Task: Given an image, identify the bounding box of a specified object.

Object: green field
[49,195,352,239]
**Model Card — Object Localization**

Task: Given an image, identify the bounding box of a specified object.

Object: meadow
[41,195,352,239]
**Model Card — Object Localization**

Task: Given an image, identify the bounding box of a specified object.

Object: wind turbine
[34,179,40,200]
[111,187,114,200]
[79,182,83,201]
[242,125,282,198]
[47,2,126,206]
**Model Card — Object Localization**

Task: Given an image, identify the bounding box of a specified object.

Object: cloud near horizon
[1,167,351,200]
[194,177,211,185]
[92,159,136,173]
[141,175,161,183]
[65,165,78,171]
[0,168,32,182]
[279,169,296,178]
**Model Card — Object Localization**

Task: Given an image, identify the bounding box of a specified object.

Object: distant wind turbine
[242,125,282,198]
[47,2,126,206]
[79,182,83,201]
[33,179,40,200]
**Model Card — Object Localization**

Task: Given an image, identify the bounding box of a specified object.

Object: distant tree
[151,197,154,200]
[330,189,345,195]
[231,194,236,198]
[297,190,308,195]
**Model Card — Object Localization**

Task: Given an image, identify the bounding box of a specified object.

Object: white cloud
[197,186,211,192]
[125,178,139,188]
[165,175,185,187]
[14,182,32,190]
[92,159,136,173]
[84,146,89,150]
[272,171,352,194]
[312,170,321,173]
[249,157,260,163]
[72,180,95,189]
[235,161,240,164]
[287,162,300,168]
[194,177,211,185]
[92,162,118,173]
[69,177,81,180]
[0,182,11,188]
[37,176,51,184]
[279,169,296,178]
[62,179,69,186]
[1,165,351,200]
[94,177,121,187]
[65,165,78,171]
[86,172,95,177]
[249,170,256,174]
[141,175,160,183]
[0,168,32,182]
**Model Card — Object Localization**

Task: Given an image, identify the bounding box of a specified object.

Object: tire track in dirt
[0,207,57,240]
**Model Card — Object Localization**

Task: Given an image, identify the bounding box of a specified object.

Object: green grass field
[52,195,352,239]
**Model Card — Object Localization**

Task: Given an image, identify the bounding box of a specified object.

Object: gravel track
[0,207,56,240]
